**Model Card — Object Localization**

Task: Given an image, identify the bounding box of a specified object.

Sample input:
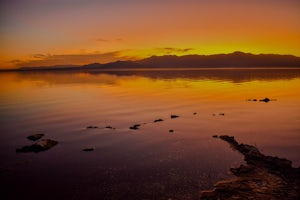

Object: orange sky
[1,0,300,68]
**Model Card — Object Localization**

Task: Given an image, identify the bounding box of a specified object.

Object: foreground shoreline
[200,135,300,200]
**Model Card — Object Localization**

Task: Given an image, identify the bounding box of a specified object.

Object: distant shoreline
[1,67,300,73]
[2,52,300,72]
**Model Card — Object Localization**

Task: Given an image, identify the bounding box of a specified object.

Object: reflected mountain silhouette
[12,68,300,85]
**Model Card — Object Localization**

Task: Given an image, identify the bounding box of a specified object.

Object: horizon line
[2,51,300,71]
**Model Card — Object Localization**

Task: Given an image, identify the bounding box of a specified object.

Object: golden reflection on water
[0,70,300,199]
[0,70,300,161]
[1,71,300,103]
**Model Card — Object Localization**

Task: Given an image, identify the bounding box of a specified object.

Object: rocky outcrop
[26,134,44,141]
[200,135,300,200]
[154,119,164,123]
[129,124,141,130]
[170,115,179,119]
[16,139,58,153]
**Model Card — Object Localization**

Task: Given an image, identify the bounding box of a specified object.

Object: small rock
[193,112,197,115]
[16,139,58,153]
[212,114,216,116]
[27,134,44,141]
[87,126,98,129]
[219,113,225,116]
[83,148,94,151]
[212,135,218,138]
[169,129,174,133]
[154,119,164,123]
[105,126,115,129]
[170,115,179,119]
[259,98,270,103]
[130,124,141,130]
[253,99,257,101]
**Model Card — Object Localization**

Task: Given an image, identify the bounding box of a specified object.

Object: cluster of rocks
[247,97,273,103]
[16,134,58,153]
[129,114,181,131]
[200,135,300,199]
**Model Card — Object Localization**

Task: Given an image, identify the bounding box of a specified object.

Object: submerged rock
[219,113,225,116]
[26,134,44,141]
[87,126,98,129]
[170,115,179,119]
[212,135,218,138]
[260,97,270,103]
[105,126,115,129]
[130,124,141,130]
[154,119,164,123]
[200,135,300,199]
[193,112,197,115]
[82,148,94,152]
[169,129,174,133]
[16,139,58,153]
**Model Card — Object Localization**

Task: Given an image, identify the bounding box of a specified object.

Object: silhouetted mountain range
[14,52,300,71]
[138,51,300,68]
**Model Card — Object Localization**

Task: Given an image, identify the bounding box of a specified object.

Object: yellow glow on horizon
[2,72,300,104]
[1,0,300,69]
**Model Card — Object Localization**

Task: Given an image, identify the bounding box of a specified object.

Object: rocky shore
[200,135,300,200]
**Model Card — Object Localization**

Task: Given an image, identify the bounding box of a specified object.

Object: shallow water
[1,69,300,199]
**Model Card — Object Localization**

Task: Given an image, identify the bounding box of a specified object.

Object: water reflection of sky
[0,69,300,199]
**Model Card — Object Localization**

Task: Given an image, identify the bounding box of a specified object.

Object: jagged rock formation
[200,135,300,200]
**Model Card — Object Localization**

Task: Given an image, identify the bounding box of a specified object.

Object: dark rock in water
[129,124,141,130]
[193,112,197,115]
[260,97,270,103]
[200,135,300,200]
[170,115,179,119]
[169,129,174,133]
[87,126,98,129]
[253,99,257,101]
[83,148,94,151]
[219,113,225,116]
[212,114,216,116]
[212,135,218,138]
[154,119,164,123]
[27,134,44,141]
[219,135,238,146]
[16,139,58,153]
[105,126,115,129]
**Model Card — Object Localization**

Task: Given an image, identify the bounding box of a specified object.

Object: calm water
[1,69,300,199]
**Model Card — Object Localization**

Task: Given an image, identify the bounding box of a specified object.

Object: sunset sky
[1,0,300,68]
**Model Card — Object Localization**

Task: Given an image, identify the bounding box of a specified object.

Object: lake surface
[1,69,300,199]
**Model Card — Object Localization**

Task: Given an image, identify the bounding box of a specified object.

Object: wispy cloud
[155,47,194,54]
[9,60,23,64]
[96,38,109,42]
[31,54,48,59]
[96,38,124,42]
[10,47,195,68]
[15,51,134,67]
